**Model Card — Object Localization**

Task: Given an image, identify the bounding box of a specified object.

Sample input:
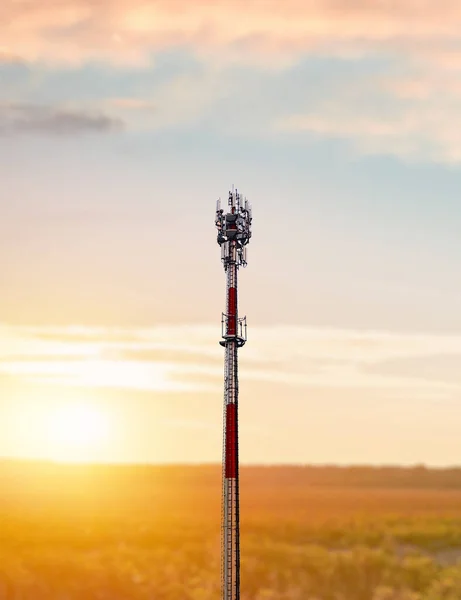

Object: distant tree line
[2,460,461,490]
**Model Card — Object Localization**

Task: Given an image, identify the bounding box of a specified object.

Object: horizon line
[2,459,461,470]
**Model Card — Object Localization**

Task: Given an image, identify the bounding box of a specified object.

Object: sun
[44,402,110,462]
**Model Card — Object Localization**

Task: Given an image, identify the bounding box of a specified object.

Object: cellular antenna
[215,188,252,600]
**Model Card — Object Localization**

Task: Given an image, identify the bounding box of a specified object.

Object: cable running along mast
[215,188,252,600]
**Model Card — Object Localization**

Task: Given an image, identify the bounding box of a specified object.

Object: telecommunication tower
[215,188,252,600]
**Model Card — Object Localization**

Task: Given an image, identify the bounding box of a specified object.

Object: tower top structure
[215,188,252,270]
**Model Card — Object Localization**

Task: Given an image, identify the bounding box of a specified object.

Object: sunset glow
[43,402,110,463]
[4,3,461,599]
[2,0,461,467]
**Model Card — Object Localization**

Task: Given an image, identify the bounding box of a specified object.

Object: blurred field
[2,463,461,599]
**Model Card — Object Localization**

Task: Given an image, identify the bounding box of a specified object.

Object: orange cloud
[3,0,461,66]
[2,323,461,399]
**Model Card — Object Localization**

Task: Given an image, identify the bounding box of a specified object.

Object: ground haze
[2,463,461,599]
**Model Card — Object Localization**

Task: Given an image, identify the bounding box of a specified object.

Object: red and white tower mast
[215,188,252,600]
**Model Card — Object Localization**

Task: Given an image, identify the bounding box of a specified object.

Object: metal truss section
[215,188,252,600]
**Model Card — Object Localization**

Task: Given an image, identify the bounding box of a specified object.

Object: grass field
[2,463,461,599]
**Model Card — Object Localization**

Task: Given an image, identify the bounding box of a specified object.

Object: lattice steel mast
[215,188,252,600]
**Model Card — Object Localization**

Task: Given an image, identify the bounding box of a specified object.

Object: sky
[2,0,461,466]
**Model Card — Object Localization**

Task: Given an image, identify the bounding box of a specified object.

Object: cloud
[1,323,461,399]
[274,64,461,163]
[0,358,218,393]
[107,98,156,111]
[0,51,24,64]
[2,0,461,67]
[365,354,461,386]
[275,110,418,159]
[0,103,123,136]
[102,68,231,131]
[4,1,461,161]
